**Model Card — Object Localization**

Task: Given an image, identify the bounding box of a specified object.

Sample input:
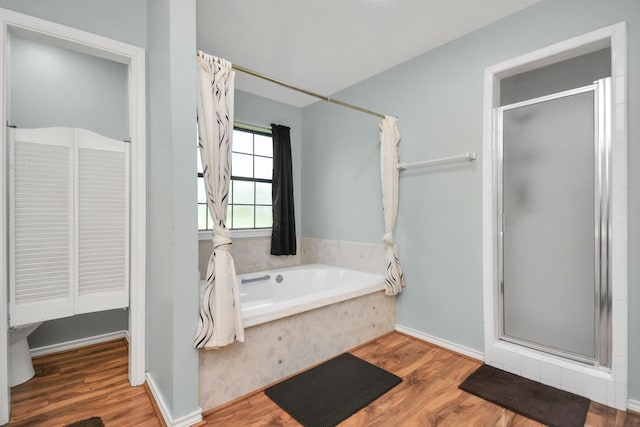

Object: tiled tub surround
[198,237,301,278]
[198,236,386,279]
[198,264,396,412]
[300,237,386,275]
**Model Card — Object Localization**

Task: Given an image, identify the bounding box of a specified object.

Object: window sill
[198,228,272,241]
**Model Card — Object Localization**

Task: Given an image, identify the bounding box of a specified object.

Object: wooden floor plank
[202,332,640,427]
[8,339,162,427]
[9,332,638,426]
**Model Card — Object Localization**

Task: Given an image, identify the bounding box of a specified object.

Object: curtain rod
[232,63,385,119]
[196,52,386,119]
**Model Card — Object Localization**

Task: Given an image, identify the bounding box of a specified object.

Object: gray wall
[9,34,128,140]
[0,0,147,48]
[29,310,129,348]
[8,26,130,349]
[146,0,200,419]
[301,0,640,400]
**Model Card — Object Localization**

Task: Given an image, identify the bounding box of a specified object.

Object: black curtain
[271,124,297,255]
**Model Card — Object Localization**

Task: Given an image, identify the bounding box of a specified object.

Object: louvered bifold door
[76,129,129,314]
[9,127,75,326]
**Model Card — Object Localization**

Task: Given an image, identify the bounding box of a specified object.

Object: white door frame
[482,22,628,409]
[0,8,146,424]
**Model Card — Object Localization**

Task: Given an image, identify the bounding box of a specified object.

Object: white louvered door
[9,128,75,325]
[9,127,129,327]
[76,129,129,314]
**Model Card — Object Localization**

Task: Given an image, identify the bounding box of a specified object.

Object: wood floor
[6,333,640,426]
[203,332,640,427]
[8,339,161,427]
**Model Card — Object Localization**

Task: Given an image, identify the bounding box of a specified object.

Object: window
[197,125,273,232]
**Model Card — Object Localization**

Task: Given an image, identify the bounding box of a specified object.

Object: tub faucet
[241,275,271,284]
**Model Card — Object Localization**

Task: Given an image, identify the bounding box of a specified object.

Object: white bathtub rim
[199,263,387,328]
[240,262,379,277]
[243,282,386,328]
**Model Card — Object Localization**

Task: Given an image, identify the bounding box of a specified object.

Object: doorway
[0,8,146,424]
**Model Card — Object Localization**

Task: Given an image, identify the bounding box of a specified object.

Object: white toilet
[8,322,43,387]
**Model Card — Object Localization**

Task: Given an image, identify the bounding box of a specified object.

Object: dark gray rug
[265,353,402,427]
[459,364,590,427]
[65,416,104,427]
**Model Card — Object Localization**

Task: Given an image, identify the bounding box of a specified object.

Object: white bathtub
[199,263,395,411]
[200,263,386,328]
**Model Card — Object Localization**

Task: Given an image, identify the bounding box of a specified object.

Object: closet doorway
[0,9,146,425]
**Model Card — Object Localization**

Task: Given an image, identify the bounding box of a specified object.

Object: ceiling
[196,0,541,108]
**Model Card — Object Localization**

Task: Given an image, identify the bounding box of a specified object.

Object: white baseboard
[628,398,640,413]
[145,373,172,426]
[395,324,484,361]
[146,373,203,427]
[30,330,129,357]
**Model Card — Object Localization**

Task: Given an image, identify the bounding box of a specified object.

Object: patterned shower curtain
[380,116,405,295]
[194,51,244,349]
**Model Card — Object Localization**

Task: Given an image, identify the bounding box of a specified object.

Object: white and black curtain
[194,51,244,349]
[380,116,405,295]
[270,124,296,255]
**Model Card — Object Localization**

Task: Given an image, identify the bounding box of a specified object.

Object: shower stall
[497,78,611,367]
[482,23,628,410]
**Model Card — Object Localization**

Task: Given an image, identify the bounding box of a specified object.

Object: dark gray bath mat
[459,364,590,427]
[65,416,105,427]
[265,352,402,427]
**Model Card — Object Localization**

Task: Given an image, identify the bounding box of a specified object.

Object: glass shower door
[498,79,611,364]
